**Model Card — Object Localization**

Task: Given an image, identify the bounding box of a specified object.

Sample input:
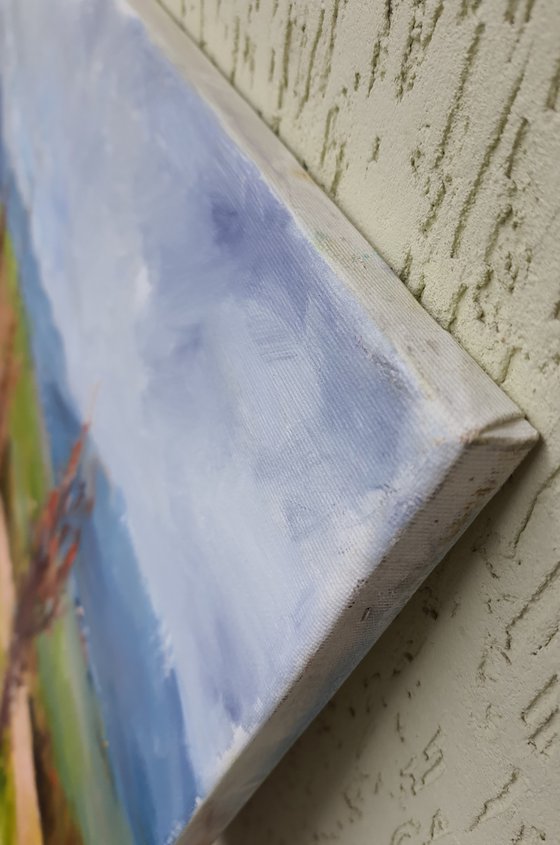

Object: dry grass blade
[1,206,92,742]
[0,420,91,742]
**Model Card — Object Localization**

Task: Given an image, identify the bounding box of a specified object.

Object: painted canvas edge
[180,420,534,843]
[77,3,536,841]
[127,0,537,444]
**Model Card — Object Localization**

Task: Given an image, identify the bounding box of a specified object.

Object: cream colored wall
[157,2,560,842]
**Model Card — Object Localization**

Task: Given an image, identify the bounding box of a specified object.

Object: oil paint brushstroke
[0,206,134,845]
[0,0,536,843]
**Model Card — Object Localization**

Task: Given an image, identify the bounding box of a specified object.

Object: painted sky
[0,0,459,841]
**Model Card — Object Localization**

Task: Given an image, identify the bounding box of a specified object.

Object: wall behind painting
[158,2,560,842]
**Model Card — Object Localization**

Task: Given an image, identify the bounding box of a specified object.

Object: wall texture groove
[155,1,560,842]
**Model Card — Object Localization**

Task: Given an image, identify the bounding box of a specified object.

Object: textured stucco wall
[157,2,560,842]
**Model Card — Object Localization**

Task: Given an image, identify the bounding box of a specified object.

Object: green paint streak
[3,236,48,578]
[0,737,16,845]
[2,226,132,845]
[37,617,133,845]
[0,232,30,845]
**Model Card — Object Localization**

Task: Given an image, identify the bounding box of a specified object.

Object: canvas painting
[0,0,536,843]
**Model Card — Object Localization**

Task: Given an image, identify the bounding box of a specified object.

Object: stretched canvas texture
[0,0,536,843]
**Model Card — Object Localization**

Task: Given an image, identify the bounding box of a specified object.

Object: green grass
[3,235,48,578]
[36,615,133,845]
[2,230,132,845]
[0,737,16,845]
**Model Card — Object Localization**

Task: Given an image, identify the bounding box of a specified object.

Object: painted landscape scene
[0,1,536,844]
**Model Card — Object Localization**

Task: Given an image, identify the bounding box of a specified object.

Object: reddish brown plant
[0,425,91,741]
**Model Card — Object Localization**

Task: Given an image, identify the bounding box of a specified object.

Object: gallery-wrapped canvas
[0,0,536,843]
